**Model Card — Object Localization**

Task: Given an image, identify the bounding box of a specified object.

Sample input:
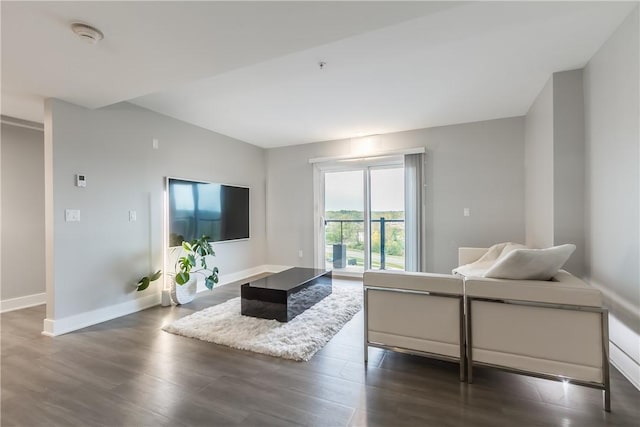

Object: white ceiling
[2,1,636,147]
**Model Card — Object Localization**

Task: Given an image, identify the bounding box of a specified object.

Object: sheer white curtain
[404,153,426,272]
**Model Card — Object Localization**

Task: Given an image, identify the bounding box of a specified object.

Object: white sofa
[460,247,610,411]
[363,270,466,381]
[363,248,611,411]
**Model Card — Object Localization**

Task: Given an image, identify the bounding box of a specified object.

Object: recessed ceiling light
[70,22,104,44]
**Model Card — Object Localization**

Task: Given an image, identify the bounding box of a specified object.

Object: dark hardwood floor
[2,279,639,426]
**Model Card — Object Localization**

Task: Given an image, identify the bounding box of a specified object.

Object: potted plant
[171,235,219,304]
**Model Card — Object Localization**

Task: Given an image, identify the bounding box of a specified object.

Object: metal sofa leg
[364,288,368,364]
[459,296,466,382]
[466,297,473,383]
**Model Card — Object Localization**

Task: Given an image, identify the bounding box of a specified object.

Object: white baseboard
[584,280,640,391]
[610,341,640,391]
[42,264,293,337]
[0,292,46,313]
[42,292,161,337]
[608,314,640,391]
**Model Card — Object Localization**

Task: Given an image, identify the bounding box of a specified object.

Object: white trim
[1,115,44,131]
[308,147,425,164]
[610,340,640,391]
[587,280,640,390]
[42,292,161,337]
[607,313,640,391]
[41,264,293,336]
[364,165,371,270]
[312,164,324,270]
[0,293,46,313]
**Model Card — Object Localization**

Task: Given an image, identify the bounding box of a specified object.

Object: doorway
[318,160,405,275]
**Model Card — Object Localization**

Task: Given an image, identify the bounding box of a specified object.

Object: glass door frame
[313,156,403,276]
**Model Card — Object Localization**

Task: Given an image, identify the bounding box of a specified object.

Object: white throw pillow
[453,242,526,277]
[483,244,576,280]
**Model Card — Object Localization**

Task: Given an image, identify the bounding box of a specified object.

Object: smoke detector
[71,22,104,44]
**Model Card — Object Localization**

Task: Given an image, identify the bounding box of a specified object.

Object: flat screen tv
[167,178,249,247]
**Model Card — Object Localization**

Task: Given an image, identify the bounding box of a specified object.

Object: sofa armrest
[458,247,488,266]
[364,270,466,378]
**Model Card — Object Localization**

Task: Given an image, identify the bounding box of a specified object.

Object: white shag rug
[162,285,362,361]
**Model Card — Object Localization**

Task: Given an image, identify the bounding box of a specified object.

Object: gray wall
[1,121,45,300]
[524,77,555,249]
[553,70,585,277]
[266,117,526,274]
[46,100,266,320]
[524,70,586,276]
[584,6,639,341]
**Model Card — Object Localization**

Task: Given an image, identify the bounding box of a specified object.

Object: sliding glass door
[319,161,404,274]
[323,170,366,273]
[369,167,405,271]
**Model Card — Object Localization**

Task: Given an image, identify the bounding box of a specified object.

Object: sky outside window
[324,168,404,212]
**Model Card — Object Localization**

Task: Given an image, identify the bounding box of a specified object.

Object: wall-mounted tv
[167,178,249,247]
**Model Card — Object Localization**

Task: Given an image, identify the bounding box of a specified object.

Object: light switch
[463,208,470,217]
[129,210,137,222]
[298,249,303,258]
[65,209,81,222]
[152,138,159,149]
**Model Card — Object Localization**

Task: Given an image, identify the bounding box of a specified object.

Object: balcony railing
[324,217,404,270]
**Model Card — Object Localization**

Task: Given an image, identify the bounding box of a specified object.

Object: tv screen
[167,178,249,246]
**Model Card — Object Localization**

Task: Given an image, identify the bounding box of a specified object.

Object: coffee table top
[246,267,330,291]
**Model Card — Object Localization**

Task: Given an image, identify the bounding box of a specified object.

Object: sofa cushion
[464,270,603,307]
[484,244,576,280]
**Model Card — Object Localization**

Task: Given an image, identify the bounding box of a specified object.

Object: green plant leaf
[187,254,196,267]
[149,270,162,281]
[182,241,192,252]
[136,277,150,291]
[178,257,192,272]
[205,276,215,290]
[175,272,190,285]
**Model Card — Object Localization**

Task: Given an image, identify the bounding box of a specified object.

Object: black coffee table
[241,267,332,322]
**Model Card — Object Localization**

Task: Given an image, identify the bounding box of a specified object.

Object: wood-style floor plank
[2,279,638,426]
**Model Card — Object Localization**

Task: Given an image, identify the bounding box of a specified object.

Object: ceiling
[2,1,636,148]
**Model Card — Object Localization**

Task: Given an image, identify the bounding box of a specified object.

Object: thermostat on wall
[76,174,86,187]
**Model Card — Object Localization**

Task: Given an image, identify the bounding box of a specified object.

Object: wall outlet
[65,209,80,222]
[463,208,470,217]
[129,210,137,222]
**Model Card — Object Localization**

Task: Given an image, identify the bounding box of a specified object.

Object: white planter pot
[171,275,197,305]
